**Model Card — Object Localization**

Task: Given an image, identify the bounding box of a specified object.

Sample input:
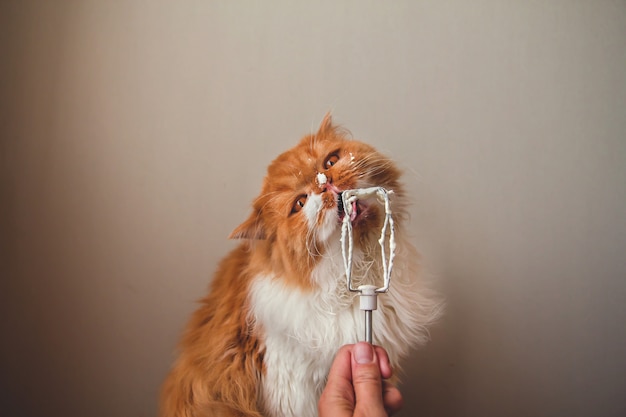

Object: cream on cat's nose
[316,172,327,187]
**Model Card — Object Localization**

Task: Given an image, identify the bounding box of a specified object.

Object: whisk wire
[340,187,396,343]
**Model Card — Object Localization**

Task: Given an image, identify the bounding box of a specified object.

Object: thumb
[351,342,386,416]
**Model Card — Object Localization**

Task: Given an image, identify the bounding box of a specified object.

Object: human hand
[318,342,404,417]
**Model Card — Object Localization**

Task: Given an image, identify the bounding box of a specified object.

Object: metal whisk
[340,187,396,344]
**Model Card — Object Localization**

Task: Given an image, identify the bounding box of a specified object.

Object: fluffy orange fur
[160,115,409,417]
[160,246,264,416]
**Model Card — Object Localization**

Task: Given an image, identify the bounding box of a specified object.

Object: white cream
[340,187,396,293]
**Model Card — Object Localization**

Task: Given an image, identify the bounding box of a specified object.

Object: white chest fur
[248,236,434,417]
[250,272,361,416]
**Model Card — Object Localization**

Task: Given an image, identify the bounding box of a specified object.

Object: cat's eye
[291,195,307,214]
[324,153,340,169]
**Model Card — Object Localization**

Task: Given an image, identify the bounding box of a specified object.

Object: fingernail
[354,342,374,364]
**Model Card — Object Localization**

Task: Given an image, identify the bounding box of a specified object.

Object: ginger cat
[160,115,442,417]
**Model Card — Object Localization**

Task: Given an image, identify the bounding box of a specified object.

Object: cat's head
[230,114,405,288]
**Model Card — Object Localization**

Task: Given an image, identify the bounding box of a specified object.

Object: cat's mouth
[337,192,363,222]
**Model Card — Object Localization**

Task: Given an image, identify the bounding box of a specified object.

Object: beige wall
[2,1,625,416]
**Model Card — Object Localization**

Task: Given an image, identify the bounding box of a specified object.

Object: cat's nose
[317,172,341,194]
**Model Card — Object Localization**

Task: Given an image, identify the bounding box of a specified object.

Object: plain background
[1,1,625,416]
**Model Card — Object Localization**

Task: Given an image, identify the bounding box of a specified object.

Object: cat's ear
[229,211,266,240]
[317,112,333,135]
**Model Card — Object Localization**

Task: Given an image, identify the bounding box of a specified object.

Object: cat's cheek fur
[302,193,323,230]
[302,192,341,246]
[317,206,339,243]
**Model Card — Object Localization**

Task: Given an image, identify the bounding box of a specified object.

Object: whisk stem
[364,310,373,344]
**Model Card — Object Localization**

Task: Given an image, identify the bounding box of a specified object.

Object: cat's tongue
[350,201,358,222]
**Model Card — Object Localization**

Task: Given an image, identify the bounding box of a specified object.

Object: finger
[373,345,393,379]
[326,344,354,385]
[318,345,354,417]
[351,342,387,416]
[382,380,404,416]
